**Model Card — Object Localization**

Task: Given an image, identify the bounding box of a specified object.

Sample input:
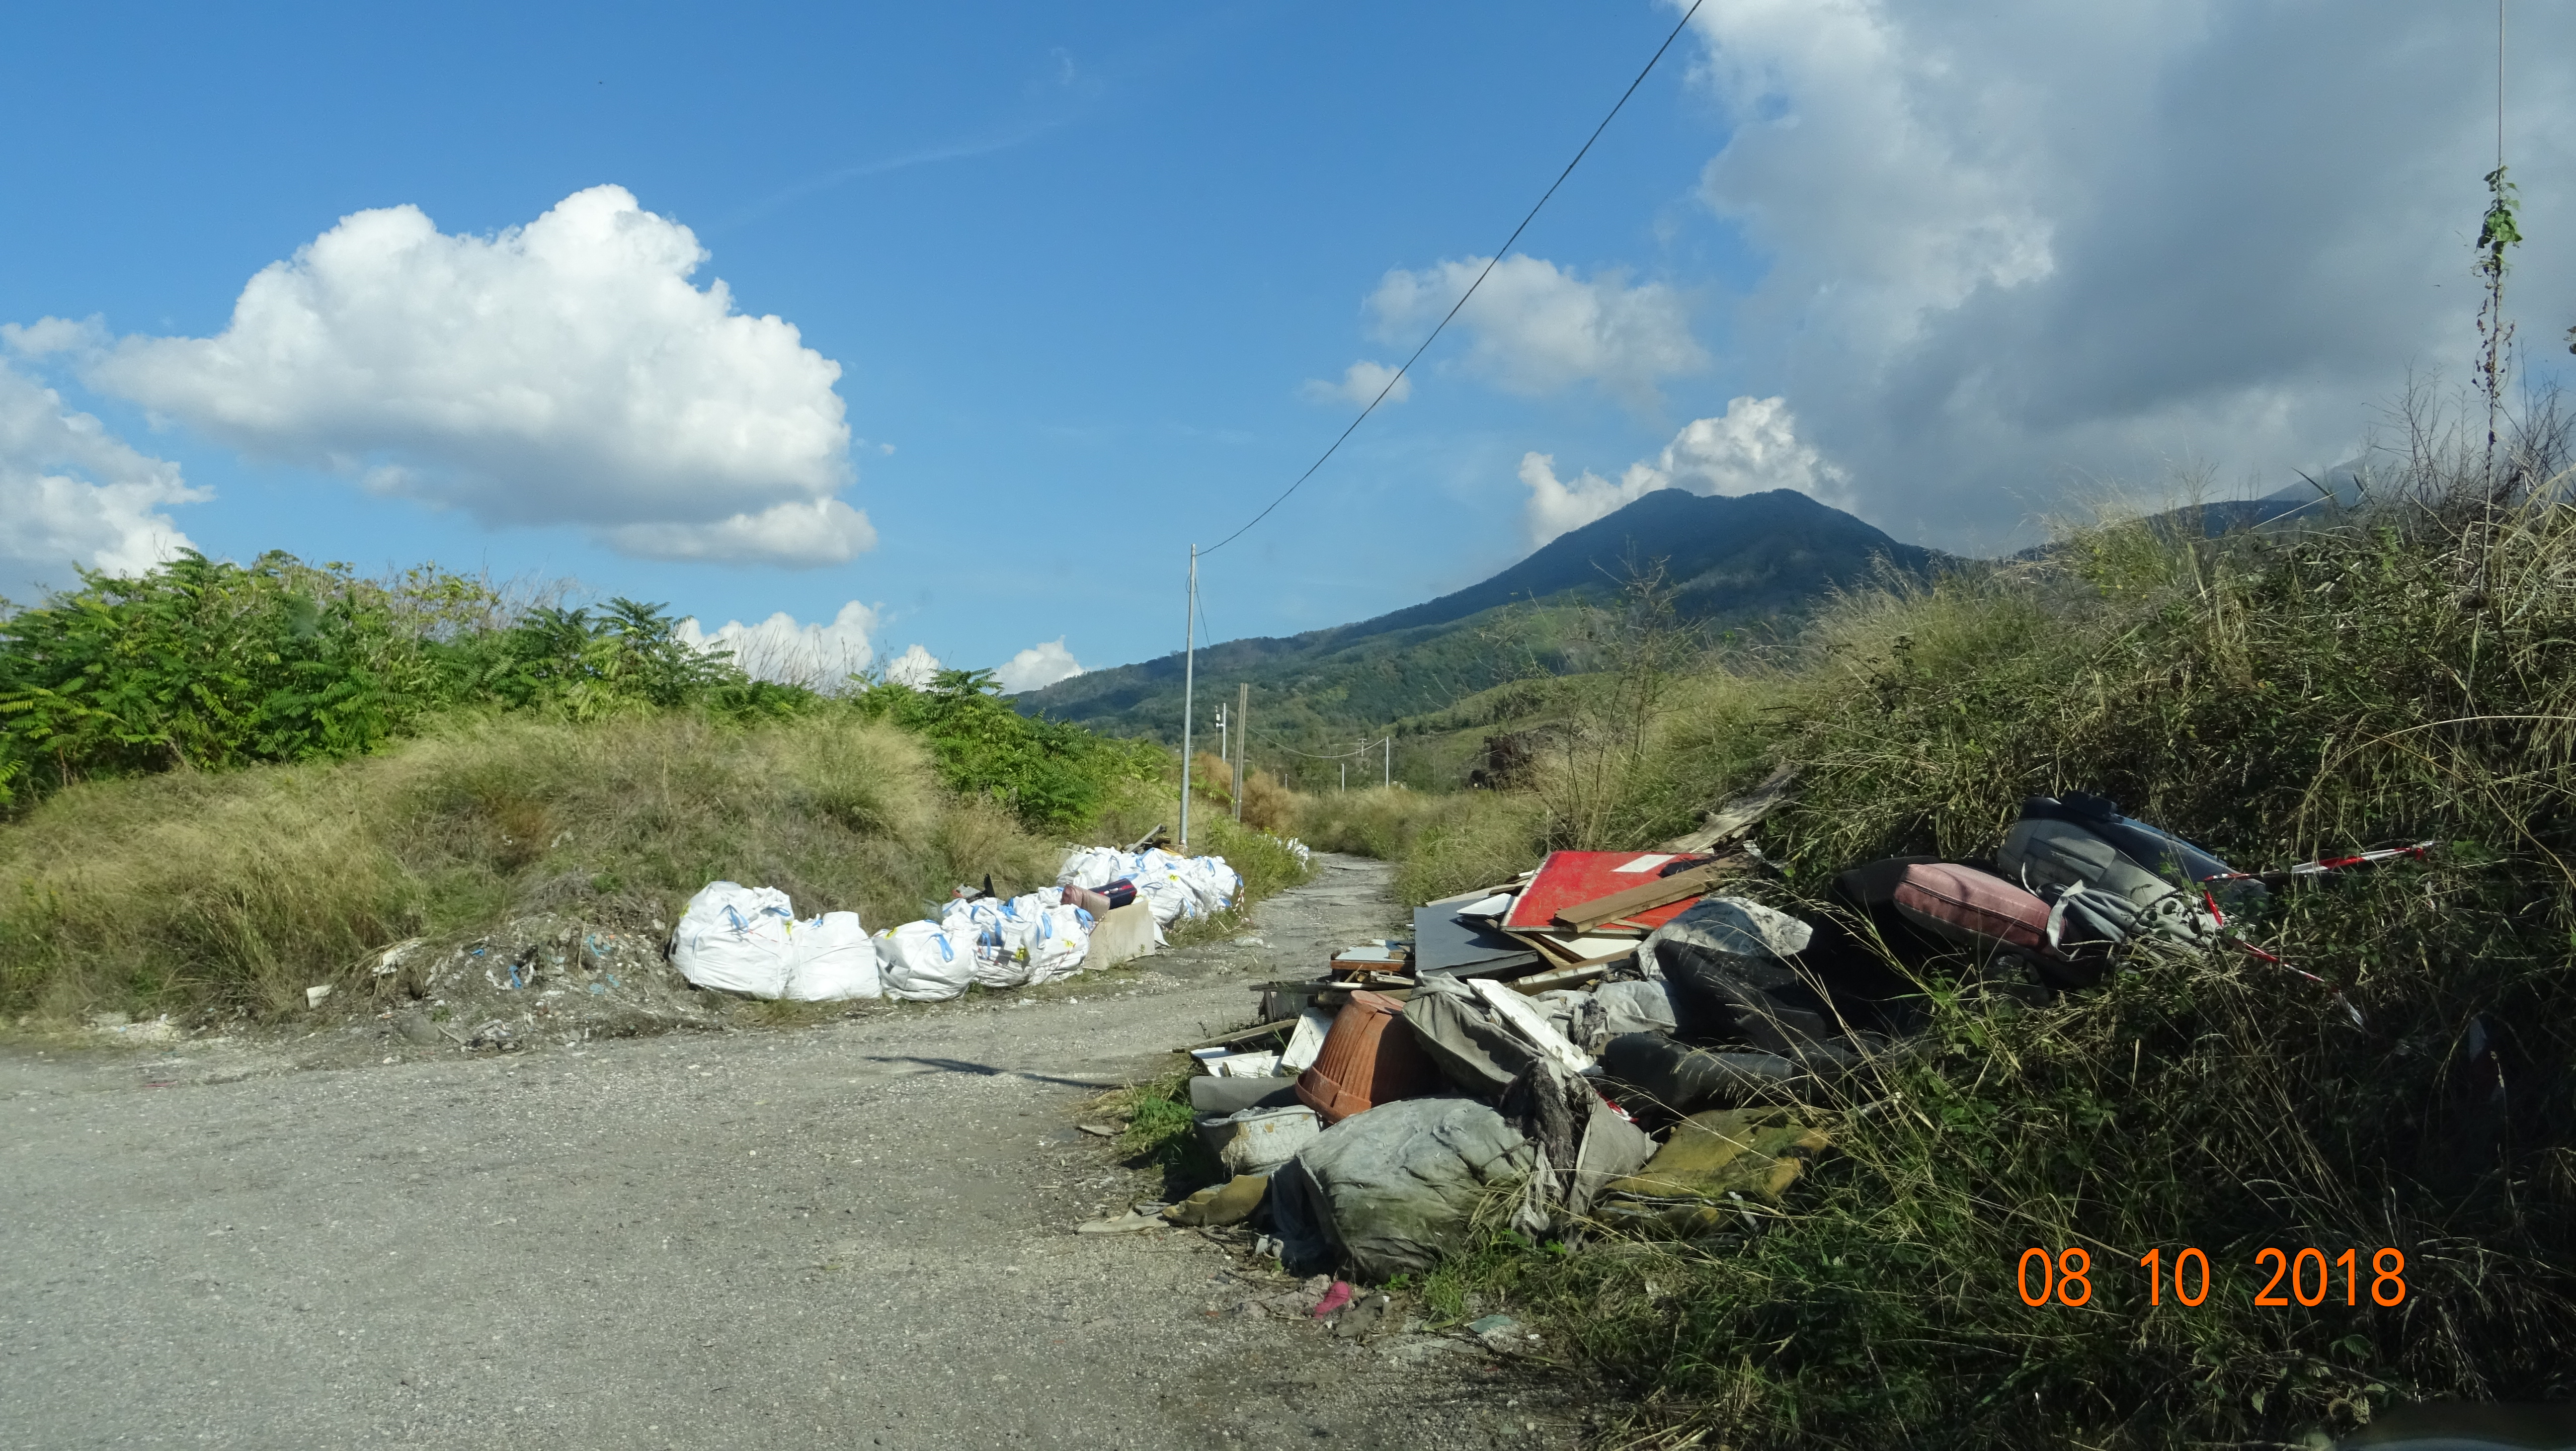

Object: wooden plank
[1507,966,1609,995]
[1330,958,1410,979]
[1504,952,1631,995]
[1551,857,1741,933]
[1514,931,1584,969]
[1659,764,1798,854]
[1178,1017,1297,1052]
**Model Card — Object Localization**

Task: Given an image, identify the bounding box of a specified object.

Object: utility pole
[1233,683,1249,820]
[1177,545,1197,852]
[1215,704,1227,774]
[1383,732,1391,788]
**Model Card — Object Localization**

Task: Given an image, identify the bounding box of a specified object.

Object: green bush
[0,551,813,807]
[848,667,1164,833]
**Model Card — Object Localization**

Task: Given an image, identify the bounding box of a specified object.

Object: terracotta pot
[1294,990,1443,1125]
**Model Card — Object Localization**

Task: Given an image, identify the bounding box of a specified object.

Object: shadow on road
[858,1054,1123,1091]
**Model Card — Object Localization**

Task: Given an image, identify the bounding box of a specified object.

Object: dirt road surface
[2,856,1590,1450]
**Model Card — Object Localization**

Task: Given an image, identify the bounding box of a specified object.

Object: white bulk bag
[967,945,1026,990]
[973,894,1059,989]
[1056,847,1127,890]
[673,882,799,998]
[942,897,1002,935]
[786,911,880,1001]
[1133,855,1199,926]
[996,893,1052,955]
[1025,903,1091,982]
[1186,856,1241,916]
[878,921,978,1001]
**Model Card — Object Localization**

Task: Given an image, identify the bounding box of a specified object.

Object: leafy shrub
[848,668,1164,833]
[0,551,812,808]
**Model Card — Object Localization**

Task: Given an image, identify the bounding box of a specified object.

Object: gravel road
[2,856,1589,1450]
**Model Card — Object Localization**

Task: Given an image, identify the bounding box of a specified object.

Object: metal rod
[1233,682,1248,820]
[1178,544,1197,851]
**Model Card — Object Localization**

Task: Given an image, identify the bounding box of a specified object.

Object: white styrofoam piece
[1278,1006,1337,1073]
[1468,976,1596,1075]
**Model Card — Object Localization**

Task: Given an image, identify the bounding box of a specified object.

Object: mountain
[2014,463,2373,561]
[1016,488,1940,744]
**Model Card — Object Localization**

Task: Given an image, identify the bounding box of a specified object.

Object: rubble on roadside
[1080,770,2430,1353]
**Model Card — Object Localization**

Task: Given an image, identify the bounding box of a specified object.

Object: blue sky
[6,1,2572,690]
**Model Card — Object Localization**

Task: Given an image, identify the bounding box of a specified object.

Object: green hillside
[1016,487,1939,770]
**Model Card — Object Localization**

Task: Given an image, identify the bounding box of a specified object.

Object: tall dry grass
[1289,785,1544,904]
[0,713,1053,1019]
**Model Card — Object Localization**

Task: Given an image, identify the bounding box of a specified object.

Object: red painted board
[1500,851,1702,933]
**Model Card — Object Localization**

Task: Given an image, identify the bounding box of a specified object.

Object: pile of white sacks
[668,845,1246,1004]
[1056,845,1247,925]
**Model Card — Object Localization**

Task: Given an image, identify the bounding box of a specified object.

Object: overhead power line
[1199,0,1708,556]
[1256,731,1387,761]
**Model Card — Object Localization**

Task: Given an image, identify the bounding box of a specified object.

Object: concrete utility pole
[1215,705,1227,774]
[1233,683,1249,820]
[1178,545,1197,851]
[1383,732,1391,788]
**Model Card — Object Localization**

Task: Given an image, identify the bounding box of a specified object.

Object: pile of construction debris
[1117,766,2415,1296]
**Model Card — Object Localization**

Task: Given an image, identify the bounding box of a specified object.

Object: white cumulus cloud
[1367,254,1705,405]
[1299,360,1412,408]
[0,360,205,599]
[678,600,878,690]
[882,644,943,687]
[74,184,870,566]
[1518,395,1843,546]
[604,499,877,567]
[995,637,1083,694]
[1673,0,2576,544]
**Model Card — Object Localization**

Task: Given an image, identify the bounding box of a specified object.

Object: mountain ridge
[1016,487,1940,742]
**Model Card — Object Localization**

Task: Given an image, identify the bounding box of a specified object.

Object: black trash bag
[1657,938,1890,1071]
[1600,1031,1809,1117]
